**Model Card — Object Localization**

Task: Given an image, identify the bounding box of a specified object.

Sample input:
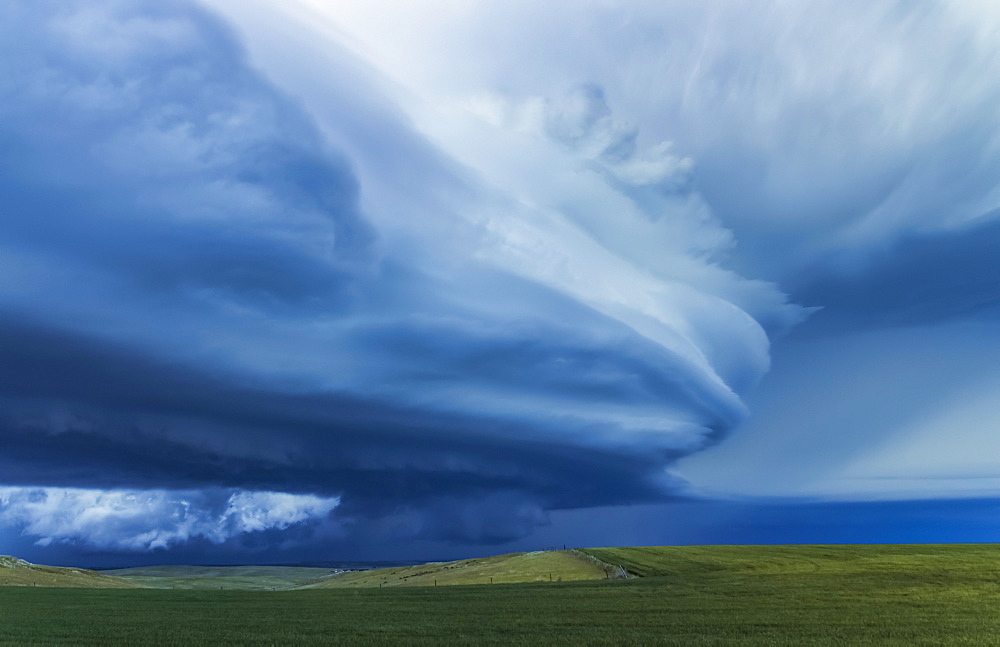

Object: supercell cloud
[0,0,797,552]
[3,0,1000,556]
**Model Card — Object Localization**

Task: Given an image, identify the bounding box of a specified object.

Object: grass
[0,556,142,589]
[103,565,338,590]
[4,544,1000,644]
[309,550,608,588]
[580,542,1000,578]
[99,550,608,590]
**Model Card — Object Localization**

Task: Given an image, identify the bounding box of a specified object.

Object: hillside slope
[309,550,609,588]
[105,565,337,590]
[580,543,1000,578]
[0,555,143,588]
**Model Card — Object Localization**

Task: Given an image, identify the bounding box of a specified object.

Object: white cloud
[264,0,1000,281]
[0,486,339,550]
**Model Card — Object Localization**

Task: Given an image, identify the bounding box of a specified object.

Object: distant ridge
[11,544,999,591]
[307,549,610,588]
[0,555,143,589]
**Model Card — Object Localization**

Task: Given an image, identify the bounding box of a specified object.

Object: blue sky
[3,0,1000,566]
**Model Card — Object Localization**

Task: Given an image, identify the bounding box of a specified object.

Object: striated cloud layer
[0,0,798,552]
[4,0,1000,558]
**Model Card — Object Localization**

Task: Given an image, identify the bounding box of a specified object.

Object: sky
[3,0,1000,567]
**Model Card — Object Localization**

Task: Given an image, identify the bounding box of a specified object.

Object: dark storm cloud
[342,313,738,423]
[0,0,373,315]
[0,0,806,555]
[0,315,673,522]
[6,0,1000,559]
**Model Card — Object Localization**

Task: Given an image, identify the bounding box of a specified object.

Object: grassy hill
[99,550,609,590]
[309,549,609,588]
[0,555,142,589]
[580,543,1000,579]
[104,565,338,590]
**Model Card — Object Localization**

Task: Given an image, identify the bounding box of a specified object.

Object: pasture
[307,549,607,588]
[0,556,141,590]
[103,565,337,591]
[3,544,1000,645]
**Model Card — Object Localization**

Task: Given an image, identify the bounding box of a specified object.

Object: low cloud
[0,486,339,551]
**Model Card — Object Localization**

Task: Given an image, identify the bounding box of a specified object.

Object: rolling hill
[305,549,610,588]
[0,555,143,589]
[579,543,1000,579]
[104,565,338,590]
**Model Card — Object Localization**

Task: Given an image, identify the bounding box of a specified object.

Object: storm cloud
[4,0,1000,558]
[0,0,801,553]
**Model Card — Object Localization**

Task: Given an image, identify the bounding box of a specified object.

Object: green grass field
[581,542,1000,579]
[4,544,1000,644]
